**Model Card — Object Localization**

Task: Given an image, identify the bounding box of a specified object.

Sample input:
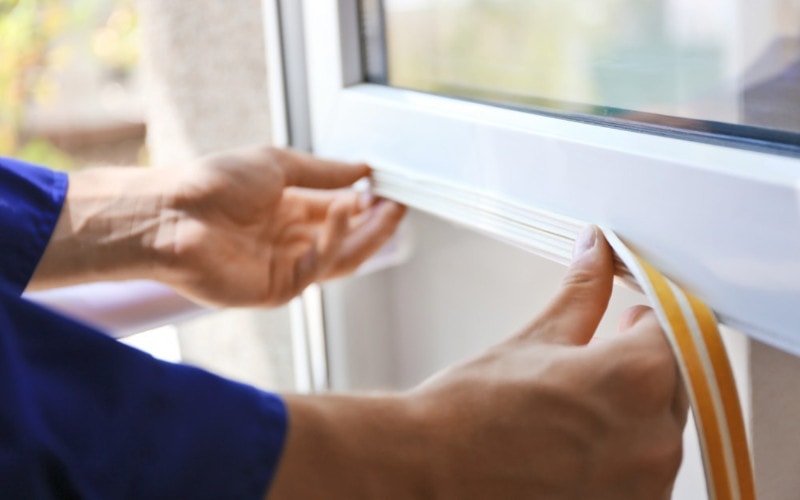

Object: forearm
[27,167,178,290]
[268,393,432,499]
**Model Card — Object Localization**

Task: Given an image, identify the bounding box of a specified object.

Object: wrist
[268,393,433,499]
[29,167,181,289]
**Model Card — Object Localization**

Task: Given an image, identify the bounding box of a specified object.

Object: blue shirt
[0,158,287,499]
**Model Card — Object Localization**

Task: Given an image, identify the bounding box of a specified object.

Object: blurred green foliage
[0,0,139,171]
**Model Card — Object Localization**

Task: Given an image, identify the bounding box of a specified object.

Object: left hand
[31,146,404,306]
[166,146,406,307]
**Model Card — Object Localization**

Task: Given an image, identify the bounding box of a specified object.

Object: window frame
[297,0,800,357]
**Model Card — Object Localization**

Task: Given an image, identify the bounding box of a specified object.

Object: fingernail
[572,226,597,261]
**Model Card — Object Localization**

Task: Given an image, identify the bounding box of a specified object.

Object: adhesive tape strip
[604,230,756,500]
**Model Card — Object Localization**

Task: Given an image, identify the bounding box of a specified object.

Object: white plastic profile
[316,84,800,358]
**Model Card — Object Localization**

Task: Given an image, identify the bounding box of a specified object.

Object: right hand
[410,226,688,499]
[269,226,687,499]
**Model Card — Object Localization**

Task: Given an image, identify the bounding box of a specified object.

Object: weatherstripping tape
[370,167,757,499]
[605,231,755,500]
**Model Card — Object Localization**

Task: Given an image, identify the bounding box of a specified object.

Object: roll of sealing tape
[604,230,756,500]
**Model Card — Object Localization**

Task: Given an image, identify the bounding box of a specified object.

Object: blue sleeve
[0,159,288,497]
[0,287,287,499]
[0,157,68,295]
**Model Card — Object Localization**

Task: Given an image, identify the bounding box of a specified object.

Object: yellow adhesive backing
[603,230,756,500]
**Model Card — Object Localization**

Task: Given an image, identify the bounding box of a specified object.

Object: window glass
[361,0,800,151]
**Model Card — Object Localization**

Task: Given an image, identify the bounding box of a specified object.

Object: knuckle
[261,145,283,160]
[560,267,598,294]
[260,147,288,173]
[666,439,684,477]
[631,348,674,382]
[639,431,684,489]
[611,349,677,413]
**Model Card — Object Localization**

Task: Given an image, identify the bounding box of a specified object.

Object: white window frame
[298,0,800,357]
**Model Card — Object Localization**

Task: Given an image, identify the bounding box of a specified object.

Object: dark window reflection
[744,38,800,133]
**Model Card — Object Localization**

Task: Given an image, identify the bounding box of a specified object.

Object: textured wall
[138,0,273,162]
[137,0,294,391]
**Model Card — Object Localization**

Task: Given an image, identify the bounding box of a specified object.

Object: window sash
[301,0,800,357]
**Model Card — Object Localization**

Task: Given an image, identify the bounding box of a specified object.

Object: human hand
[269,227,687,499]
[29,146,405,307]
[408,226,688,499]
[165,146,406,307]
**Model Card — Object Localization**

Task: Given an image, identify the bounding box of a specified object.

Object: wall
[137,0,294,391]
[751,341,800,498]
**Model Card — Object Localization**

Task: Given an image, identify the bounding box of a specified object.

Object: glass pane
[363,0,800,151]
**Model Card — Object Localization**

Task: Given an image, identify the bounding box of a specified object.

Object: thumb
[522,226,615,345]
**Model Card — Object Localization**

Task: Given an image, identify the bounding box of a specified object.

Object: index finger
[278,148,371,189]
